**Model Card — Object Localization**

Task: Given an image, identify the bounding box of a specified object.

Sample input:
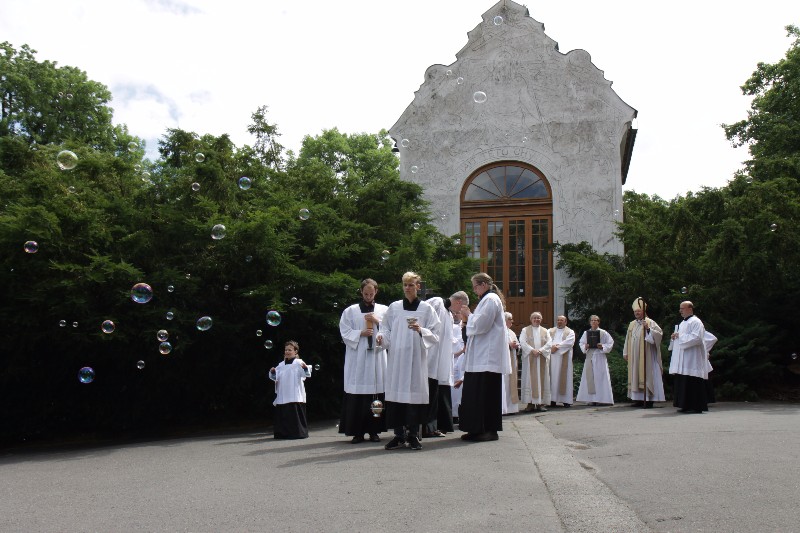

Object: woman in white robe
[338,278,388,443]
[576,315,615,405]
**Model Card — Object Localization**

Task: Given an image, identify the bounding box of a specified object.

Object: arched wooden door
[460,162,554,331]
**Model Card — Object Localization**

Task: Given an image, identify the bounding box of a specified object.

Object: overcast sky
[1,0,796,199]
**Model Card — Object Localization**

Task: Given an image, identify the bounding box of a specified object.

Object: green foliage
[0,43,477,446]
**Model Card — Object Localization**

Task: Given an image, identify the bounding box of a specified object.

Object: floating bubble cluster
[299,208,310,221]
[211,224,227,240]
[78,367,95,384]
[101,320,115,334]
[196,316,213,331]
[130,283,153,304]
[238,177,252,190]
[57,150,78,170]
[266,310,282,327]
[24,241,38,254]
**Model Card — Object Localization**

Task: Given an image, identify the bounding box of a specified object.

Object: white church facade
[390,0,637,328]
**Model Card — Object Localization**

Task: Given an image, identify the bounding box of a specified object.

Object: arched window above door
[463,164,550,202]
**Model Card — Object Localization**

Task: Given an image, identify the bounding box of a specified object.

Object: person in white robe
[423,294,466,437]
[669,301,709,413]
[376,272,440,451]
[269,341,312,439]
[548,315,576,407]
[451,317,466,420]
[338,278,388,443]
[459,273,511,442]
[501,312,520,415]
[576,315,615,405]
[519,311,551,411]
[622,298,664,407]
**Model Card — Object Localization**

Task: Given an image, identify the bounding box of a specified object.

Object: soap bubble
[141,171,151,180]
[473,91,488,104]
[680,287,688,294]
[522,136,528,143]
[454,238,461,245]
[66,93,73,100]
[195,153,205,163]
[264,340,274,349]
[314,364,321,371]
[266,310,282,327]
[56,150,78,170]
[245,255,253,263]
[457,77,464,85]
[67,186,76,193]
[745,176,753,184]
[413,222,420,230]
[291,297,298,305]
[166,311,174,320]
[78,367,95,384]
[238,177,252,190]
[410,166,418,174]
[256,329,263,337]
[127,142,138,152]
[381,250,390,261]
[59,320,66,327]
[72,321,79,328]
[134,164,142,172]
[101,320,115,334]
[137,360,145,370]
[159,341,172,355]
[196,316,213,331]
[333,302,339,308]
[24,241,38,254]
[185,273,191,280]
[191,182,201,192]
[493,15,503,25]
[770,223,777,232]
[223,284,229,291]
[299,208,310,221]
[131,283,153,304]
[792,353,798,360]
[400,138,410,148]
[157,329,169,342]
[613,209,620,217]
[211,224,227,240]
[298,298,303,304]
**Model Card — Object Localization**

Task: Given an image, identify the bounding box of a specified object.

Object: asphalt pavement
[1,401,797,532]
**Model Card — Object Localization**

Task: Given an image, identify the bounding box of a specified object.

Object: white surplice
[576,328,615,404]
[269,359,312,406]
[501,328,520,414]
[519,325,551,406]
[339,303,388,394]
[379,299,440,404]
[668,316,708,379]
